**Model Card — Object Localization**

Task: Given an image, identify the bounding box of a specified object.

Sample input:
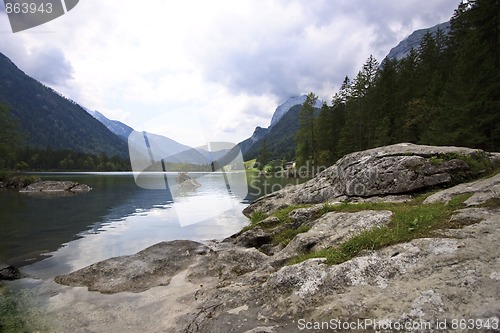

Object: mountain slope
[238,95,322,155]
[0,52,128,157]
[86,109,133,142]
[269,95,321,128]
[244,105,310,161]
[385,21,450,61]
[238,126,269,155]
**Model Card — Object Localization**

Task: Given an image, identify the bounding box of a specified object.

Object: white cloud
[0,0,459,146]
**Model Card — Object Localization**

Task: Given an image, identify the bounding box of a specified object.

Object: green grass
[0,287,54,332]
[242,204,314,244]
[272,225,311,246]
[289,193,475,265]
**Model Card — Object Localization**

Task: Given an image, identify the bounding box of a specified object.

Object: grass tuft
[288,193,476,266]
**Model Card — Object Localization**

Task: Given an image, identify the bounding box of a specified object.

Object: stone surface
[172,210,500,332]
[244,143,492,216]
[54,240,209,293]
[272,210,393,264]
[43,144,500,333]
[424,173,500,206]
[5,176,41,189]
[20,181,92,193]
[0,264,22,280]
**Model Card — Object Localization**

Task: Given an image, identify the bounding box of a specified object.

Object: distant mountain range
[0,51,222,166]
[238,95,322,157]
[238,21,451,162]
[243,104,307,161]
[0,20,448,165]
[85,109,133,142]
[0,52,128,157]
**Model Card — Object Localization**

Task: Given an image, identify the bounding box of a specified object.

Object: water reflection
[0,172,308,278]
[1,173,248,275]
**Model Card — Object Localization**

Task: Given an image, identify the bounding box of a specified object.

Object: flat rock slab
[54,240,209,293]
[20,181,92,193]
[424,173,500,205]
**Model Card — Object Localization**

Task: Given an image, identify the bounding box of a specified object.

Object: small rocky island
[0,177,92,194]
[53,144,500,332]
[20,180,92,193]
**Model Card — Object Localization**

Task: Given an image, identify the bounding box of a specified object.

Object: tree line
[0,103,131,172]
[296,0,499,170]
[15,147,131,171]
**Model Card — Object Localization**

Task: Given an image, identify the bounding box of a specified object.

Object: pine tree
[296,92,319,168]
[0,103,23,169]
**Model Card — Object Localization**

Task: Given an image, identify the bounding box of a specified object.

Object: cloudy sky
[0,0,458,147]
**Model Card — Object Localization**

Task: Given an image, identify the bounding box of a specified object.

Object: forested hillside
[295,0,499,168]
[0,53,129,158]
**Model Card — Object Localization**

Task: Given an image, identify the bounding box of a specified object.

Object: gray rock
[178,178,201,192]
[287,204,324,227]
[272,210,393,264]
[20,180,92,193]
[424,173,500,205]
[69,183,92,192]
[449,208,499,225]
[177,212,500,332]
[245,143,490,216]
[0,264,22,280]
[230,227,273,249]
[187,246,270,282]
[54,240,209,293]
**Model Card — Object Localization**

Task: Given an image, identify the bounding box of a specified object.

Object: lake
[0,172,306,278]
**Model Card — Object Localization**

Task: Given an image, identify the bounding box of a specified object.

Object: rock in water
[244,143,494,216]
[0,264,22,280]
[20,181,92,193]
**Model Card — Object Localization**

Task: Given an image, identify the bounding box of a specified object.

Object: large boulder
[244,143,493,216]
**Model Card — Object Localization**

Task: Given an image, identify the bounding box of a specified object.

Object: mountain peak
[270,95,322,128]
[385,21,450,61]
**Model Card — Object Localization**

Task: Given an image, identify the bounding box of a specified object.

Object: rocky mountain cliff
[244,105,307,161]
[85,109,133,142]
[239,96,322,156]
[238,126,269,156]
[384,21,450,61]
[269,95,322,128]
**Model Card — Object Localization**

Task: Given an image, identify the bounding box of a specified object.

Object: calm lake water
[0,172,305,278]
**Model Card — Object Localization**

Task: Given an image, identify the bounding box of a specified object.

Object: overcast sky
[0,0,458,147]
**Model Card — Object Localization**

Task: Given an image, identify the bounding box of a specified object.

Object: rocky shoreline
[45,144,500,332]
